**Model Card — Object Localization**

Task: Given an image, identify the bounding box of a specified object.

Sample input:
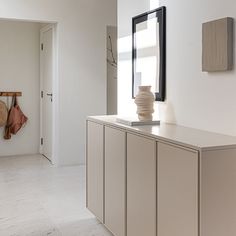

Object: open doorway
[0,19,58,164]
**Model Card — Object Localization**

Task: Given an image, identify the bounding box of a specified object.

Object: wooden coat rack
[0,92,22,97]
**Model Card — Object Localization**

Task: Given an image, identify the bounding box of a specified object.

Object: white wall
[0,20,41,156]
[118,0,236,137]
[0,0,117,165]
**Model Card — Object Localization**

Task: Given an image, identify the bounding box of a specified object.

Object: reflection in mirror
[132,7,166,101]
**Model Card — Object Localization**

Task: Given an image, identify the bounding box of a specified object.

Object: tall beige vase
[134,86,155,121]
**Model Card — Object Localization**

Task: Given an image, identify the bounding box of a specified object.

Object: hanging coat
[4,95,28,140]
[0,100,8,127]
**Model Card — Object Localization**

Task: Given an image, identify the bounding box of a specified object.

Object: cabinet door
[127,133,156,236]
[105,127,126,236]
[201,149,236,236]
[86,121,104,222]
[157,142,198,236]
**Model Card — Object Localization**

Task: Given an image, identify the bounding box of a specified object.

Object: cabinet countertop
[87,115,236,151]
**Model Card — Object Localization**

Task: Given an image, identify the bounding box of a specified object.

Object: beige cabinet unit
[104,126,126,236]
[86,121,104,222]
[86,116,236,236]
[201,149,236,236]
[157,142,198,236]
[127,133,156,236]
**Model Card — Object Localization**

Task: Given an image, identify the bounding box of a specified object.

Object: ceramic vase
[134,86,155,121]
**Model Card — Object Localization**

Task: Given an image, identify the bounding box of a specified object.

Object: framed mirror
[132,6,166,101]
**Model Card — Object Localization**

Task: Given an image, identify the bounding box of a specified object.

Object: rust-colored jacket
[4,96,28,140]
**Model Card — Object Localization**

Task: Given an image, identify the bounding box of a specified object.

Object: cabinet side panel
[105,127,126,236]
[158,142,198,236]
[201,149,236,236]
[87,121,104,222]
[127,133,156,236]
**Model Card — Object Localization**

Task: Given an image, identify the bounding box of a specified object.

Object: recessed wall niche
[202,17,234,72]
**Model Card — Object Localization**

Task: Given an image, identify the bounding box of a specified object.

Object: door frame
[40,23,59,165]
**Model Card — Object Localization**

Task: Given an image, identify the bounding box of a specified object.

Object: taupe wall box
[202,17,234,72]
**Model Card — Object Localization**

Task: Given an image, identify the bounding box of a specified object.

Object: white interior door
[41,27,53,161]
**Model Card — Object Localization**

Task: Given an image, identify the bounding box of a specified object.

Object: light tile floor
[0,155,112,236]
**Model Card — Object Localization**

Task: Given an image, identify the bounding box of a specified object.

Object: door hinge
[41,138,43,145]
[41,43,44,51]
[41,91,43,98]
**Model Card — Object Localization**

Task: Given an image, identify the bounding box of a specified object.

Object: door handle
[46,93,53,102]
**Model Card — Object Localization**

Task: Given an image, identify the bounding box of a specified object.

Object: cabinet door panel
[157,142,198,236]
[105,127,126,236]
[127,133,156,236]
[201,149,236,236]
[86,121,104,222]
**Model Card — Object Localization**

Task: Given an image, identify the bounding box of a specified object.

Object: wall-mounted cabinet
[86,116,236,236]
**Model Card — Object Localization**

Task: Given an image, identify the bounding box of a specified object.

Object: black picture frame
[132,6,166,101]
